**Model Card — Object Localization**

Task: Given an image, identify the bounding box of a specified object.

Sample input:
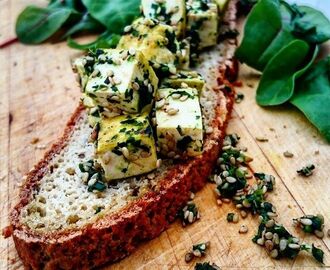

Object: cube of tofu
[161,70,205,92]
[97,114,157,181]
[186,0,218,50]
[155,87,203,158]
[141,0,186,37]
[118,18,183,76]
[84,49,158,114]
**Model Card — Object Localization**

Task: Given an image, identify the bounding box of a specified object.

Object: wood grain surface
[0,1,329,269]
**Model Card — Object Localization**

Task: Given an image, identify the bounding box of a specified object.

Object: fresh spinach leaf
[256,40,318,106]
[63,13,104,38]
[16,6,72,44]
[291,57,330,142]
[82,0,140,34]
[285,4,330,44]
[67,31,120,50]
[235,0,295,71]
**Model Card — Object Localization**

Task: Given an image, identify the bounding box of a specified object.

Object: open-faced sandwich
[3,0,239,269]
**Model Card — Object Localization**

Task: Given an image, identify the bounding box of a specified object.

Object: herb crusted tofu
[82,49,158,114]
[155,87,203,158]
[141,0,186,37]
[186,0,218,50]
[117,18,184,75]
[97,114,158,180]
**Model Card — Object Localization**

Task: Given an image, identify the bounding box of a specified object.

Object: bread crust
[5,3,239,269]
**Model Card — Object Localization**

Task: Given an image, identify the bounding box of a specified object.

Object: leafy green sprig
[14,0,140,50]
[236,0,330,142]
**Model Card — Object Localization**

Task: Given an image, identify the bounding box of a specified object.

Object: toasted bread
[3,1,238,269]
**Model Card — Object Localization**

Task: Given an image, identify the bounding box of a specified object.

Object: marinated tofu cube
[118,18,183,76]
[161,70,205,92]
[84,49,158,114]
[97,114,157,180]
[186,0,218,50]
[141,0,186,37]
[155,87,203,158]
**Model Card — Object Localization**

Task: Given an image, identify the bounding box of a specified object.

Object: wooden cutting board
[0,1,329,269]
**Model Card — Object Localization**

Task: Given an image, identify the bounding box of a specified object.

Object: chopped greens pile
[15,0,140,50]
[210,133,325,263]
[236,0,330,142]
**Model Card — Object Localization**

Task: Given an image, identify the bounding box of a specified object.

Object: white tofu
[161,70,205,92]
[186,0,218,50]
[97,114,157,181]
[84,49,158,114]
[117,18,183,76]
[155,87,203,158]
[141,0,186,37]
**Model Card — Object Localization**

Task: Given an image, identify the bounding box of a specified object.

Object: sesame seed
[180,95,189,101]
[265,240,274,251]
[124,25,132,32]
[257,238,265,246]
[206,126,213,134]
[110,95,120,101]
[315,230,324,238]
[265,232,273,240]
[288,243,300,249]
[181,82,189,88]
[172,93,181,99]
[169,66,177,74]
[226,176,237,183]
[156,99,165,109]
[88,175,97,187]
[279,239,287,251]
[167,108,179,115]
[128,48,136,55]
[121,147,130,159]
[156,159,162,168]
[239,224,248,233]
[300,218,312,226]
[132,82,140,91]
[240,210,247,218]
[188,211,194,223]
[265,219,275,228]
[270,249,278,258]
[148,83,153,93]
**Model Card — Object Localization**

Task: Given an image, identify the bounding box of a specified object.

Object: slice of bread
[3,2,238,269]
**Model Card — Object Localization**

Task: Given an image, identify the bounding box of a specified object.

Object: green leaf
[67,31,120,50]
[311,244,324,264]
[62,13,104,38]
[256,40,318,106]
[16,6,72,44]
[81,0,140,34]
[290,6,330,44]
[235,0,295,71]
[291,57,330,142]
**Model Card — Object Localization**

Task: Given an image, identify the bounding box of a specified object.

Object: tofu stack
[73,0,229,182]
